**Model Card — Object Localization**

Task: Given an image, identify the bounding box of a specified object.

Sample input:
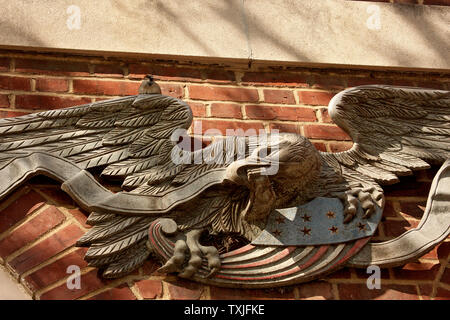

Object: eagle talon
[157,239,187,274]
[159,229,221,279]
[339,187,384,223]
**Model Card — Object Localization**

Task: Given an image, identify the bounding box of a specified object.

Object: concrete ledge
[0,266,31,299]
[0,0,448,71]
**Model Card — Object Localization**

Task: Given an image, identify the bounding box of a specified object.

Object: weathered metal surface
[252,197,382,246]
[347,158,450,268]
[0,78,448,287]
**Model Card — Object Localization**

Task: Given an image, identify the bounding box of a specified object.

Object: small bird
[138,75,162,94]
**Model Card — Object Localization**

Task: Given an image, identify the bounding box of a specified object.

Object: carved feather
[85,212,118,226]
[102,241,150,278]
[320,85,449,193]
[77,216,145,245]
[84,227,149,259]
[68,146,129,169]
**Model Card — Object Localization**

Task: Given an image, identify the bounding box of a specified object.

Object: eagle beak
[223,159,270,187]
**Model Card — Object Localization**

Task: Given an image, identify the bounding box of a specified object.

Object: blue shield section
[252,197,382,246]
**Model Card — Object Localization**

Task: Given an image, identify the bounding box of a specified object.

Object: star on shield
[272,229,282,237]
[329,226,338,234]
[300,226,311,236]
[301,213,311,222]
[275,216,286,224]
[326,211,336,219]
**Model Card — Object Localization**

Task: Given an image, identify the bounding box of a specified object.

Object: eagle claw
[158,229,221,279]
[339,187,384,223]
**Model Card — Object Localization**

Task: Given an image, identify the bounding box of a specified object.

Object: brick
[437,241,450,260]
[39,269,106,300]
[210,286,295,300]
[338,284,419,300]
[440,267,450,285]
[72,79,140,96]
[0,94,10,108]
[211,103,242,119]
[189,85,259,102]
[415,169,437,182]
[423,0,450,4]
[415,81,446,90]
[24,248,88,291]
[319,108,332,123]
[312,142,327,152]
[15,95,91,110]
[140,260,162,276]
[241,71,309,87]
[246,105,316,122]
[297,91,335,106]
[159,83,183,99]
[328,141,353,152]
[354,266,390,279]
[28,175,60,186]
[382,201,398,218]
[8,224,84,274]
[383,180,431,197]
[420,284,450,300]
[204,69,236,83]
[128,64,202,82]
[347,77,393,87]
[196,119,265,136]
[0,190,45,234]
[421,246,439,260]
[297,281,334,300]
[391,78,418,87]
[418,284,434,300]
[372,225,382,238]
[347,76,417,88]
[89,285,137,300]
[269,122,301,134]
[434,287,450,300]
[263,89,295,104]
[68,208,90,229]
[0,57,10,71]
[311,75,346,90]
[304,124,351,141]
[0,76,30,91]
[324,267,352,279]
[399,201,426,220]
[35,78,69,93]
[383,219,419,238]
[15,59,89,76]
[188,102,207,117]
[93,63,124,78]
[0,110,29,118]
[165,278,203,300]
[0,206,65,258]
[392,262,440,281]
[37,187,75,207]
[135,279,163,299]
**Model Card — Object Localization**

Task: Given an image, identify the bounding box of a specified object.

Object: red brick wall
[348,0,450,5]
[0,49,448,300]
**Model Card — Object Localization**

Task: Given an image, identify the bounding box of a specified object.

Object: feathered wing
[317,85,450,197]
[0,92,204,278]
[77,135,264,278]
[0,94,193,179]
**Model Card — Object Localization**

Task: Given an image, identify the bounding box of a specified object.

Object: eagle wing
[0,83,267,278]
[0,90,212,278]
[0,94,193,184]
[317,85,450,198]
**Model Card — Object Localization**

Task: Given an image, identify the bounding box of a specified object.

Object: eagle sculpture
[0,76,448,286]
